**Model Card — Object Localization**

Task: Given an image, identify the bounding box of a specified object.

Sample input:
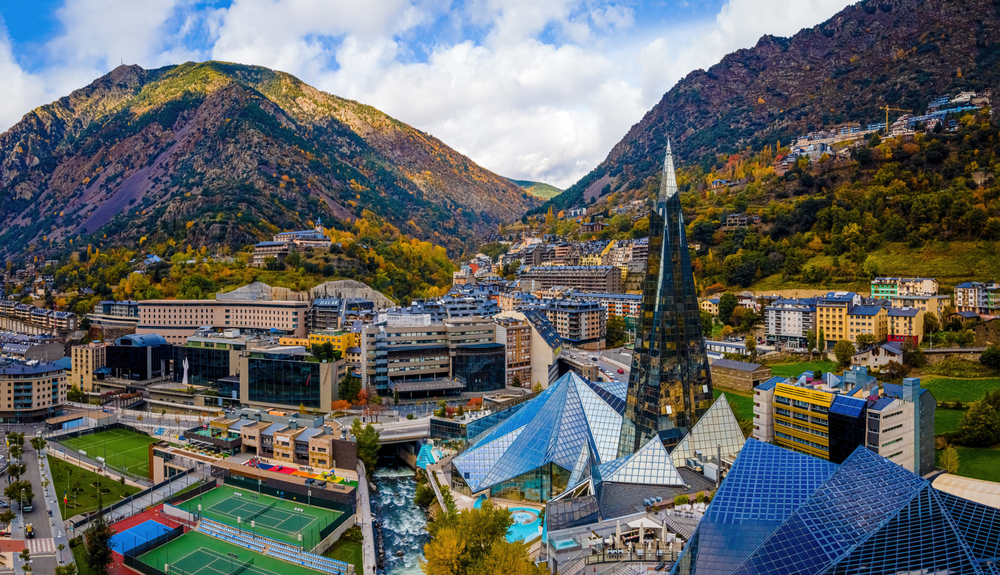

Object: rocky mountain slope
[545,0,1000,210]
[0,61,536,257]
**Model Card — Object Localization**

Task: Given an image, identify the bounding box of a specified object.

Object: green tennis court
[59,428,158,479]
[175,485,341,549]
[139,530,325,575]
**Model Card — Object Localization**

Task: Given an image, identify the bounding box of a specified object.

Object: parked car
[304,478,315,485]
[0,500,9,509]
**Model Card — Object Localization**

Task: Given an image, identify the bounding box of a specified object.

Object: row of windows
[882,423,904,434]
[775,431,828,452]
[775,419,829,438]
[882,437,904,448]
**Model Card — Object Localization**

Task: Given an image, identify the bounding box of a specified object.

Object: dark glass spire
[618,141,713,456]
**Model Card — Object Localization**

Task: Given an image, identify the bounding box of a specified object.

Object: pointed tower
[618,141,713,457]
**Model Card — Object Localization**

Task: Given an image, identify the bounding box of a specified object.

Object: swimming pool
[506,507,542,542]
[551,538,578,550]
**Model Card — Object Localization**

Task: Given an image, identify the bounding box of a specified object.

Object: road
[9,444,61,575]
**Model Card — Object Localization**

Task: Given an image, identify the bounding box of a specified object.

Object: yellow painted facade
[846,308,888,343]
[309,330,359,354]
[772,383,832,460]
[278,337,310,348]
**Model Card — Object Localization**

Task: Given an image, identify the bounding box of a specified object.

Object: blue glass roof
[674,442,1000,575]
[828,394,866,418]
[595,436,683,486]
[452,371,624,494]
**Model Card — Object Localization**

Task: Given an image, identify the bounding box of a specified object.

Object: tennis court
[175,485,341,549]
[59,428,158,478]
[139,530,325,575]
[111,519,173,555]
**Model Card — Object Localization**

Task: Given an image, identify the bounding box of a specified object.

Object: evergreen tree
[351,418,381,477]
[84,492,115,574]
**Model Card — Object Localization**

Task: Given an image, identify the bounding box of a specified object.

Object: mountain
[546,0,1000,210]
[0,61,537,258]
[510,179,563,200]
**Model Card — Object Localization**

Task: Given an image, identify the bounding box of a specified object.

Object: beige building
[495,316,532,387]
[710,359,773,393]
[815,292,862,350]
[845,305,888,344]
[518,265,623,293]
[137,300,309,343]
[496,310,562,389]
[890,294,949,319]
[542,299,606,350]
[70,342,110,392]
[0,361,68,423]
[888,307,924,346]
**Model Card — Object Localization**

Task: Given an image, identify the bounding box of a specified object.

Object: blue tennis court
[110,520,173,555]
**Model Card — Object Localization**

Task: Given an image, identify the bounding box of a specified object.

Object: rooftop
[711,358,764,372]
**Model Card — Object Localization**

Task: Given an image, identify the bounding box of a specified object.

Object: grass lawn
[71,541,105,575]
[58,428,159,479]
[324,538,362,575]
[935,410,967,435]
[767,360,836,378]
[48,455,141,518]
[714,389,754,421]
[936,445,1000,482]
[919,377,1000,404]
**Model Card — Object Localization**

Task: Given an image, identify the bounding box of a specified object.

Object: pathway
[356,462,375,575]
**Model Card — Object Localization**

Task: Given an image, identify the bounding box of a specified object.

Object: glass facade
[452,343,505,393]
[827,394,867,464]
[670,393,747,468]
[451,372,625,499]
[488,463,572,502]
[672,440,1000,575]
[596,436,683,485]
[620,142,712,457]
[246,355,321,408]
[106,343,172,380]
[173,346,231,385]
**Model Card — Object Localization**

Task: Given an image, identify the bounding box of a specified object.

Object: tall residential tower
[618,142,713,456]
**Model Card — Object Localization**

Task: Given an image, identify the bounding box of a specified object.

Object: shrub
[407,413,415,420]
[673,494,690,506]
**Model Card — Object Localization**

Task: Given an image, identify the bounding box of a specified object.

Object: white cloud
[0,21,49,130]
[0,0,853,189]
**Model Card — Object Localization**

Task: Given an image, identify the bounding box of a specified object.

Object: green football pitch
[175,485,341,550]
[139,530,326,575]
[58,428,158,479]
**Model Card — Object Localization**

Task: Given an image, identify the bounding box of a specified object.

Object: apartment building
[870,277,939,299]
[867,379,935,476]
[0,360,67,423]
[87,300,140,329]
[495,316,532,387]
[69,342,110,392]
[542,299,606,350]
[764,298,816,348]
[890,294,950,319]
[815,292,862,349]
[955,282,1000,316]
[137,300,309,343]
[497,310,563,389]
[0,301,78,332]
[250,241,293,267]
[888,307,924,346]
[518,265,623,293]
[845,304,888,344]
[571,291,642,320]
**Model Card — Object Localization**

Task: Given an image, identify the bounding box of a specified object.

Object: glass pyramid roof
[595,435,684,486]
[670,393,747,468]
[671,440,838,575]
[674,442,1000,575]
[452,371,624,494]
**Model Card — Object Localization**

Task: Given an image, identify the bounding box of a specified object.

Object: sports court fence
[122,524,185,575]
[165,478,221,506]
[70,470,196,529]
[219,476,355,549]
[48,422,155,483]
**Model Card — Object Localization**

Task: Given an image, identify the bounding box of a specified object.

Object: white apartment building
[764,298,817,348]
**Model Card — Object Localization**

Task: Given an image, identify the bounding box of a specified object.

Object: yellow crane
[880,105,912,136]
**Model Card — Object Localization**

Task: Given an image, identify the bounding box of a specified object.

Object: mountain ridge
[543,0,1000,211]
[0,61,537,258]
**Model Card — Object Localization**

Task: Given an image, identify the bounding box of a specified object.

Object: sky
[0,0,850,189]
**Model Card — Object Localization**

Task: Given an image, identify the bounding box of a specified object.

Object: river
[372,456,429,575]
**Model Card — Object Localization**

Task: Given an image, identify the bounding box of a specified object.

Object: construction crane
[880,105,912,136]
